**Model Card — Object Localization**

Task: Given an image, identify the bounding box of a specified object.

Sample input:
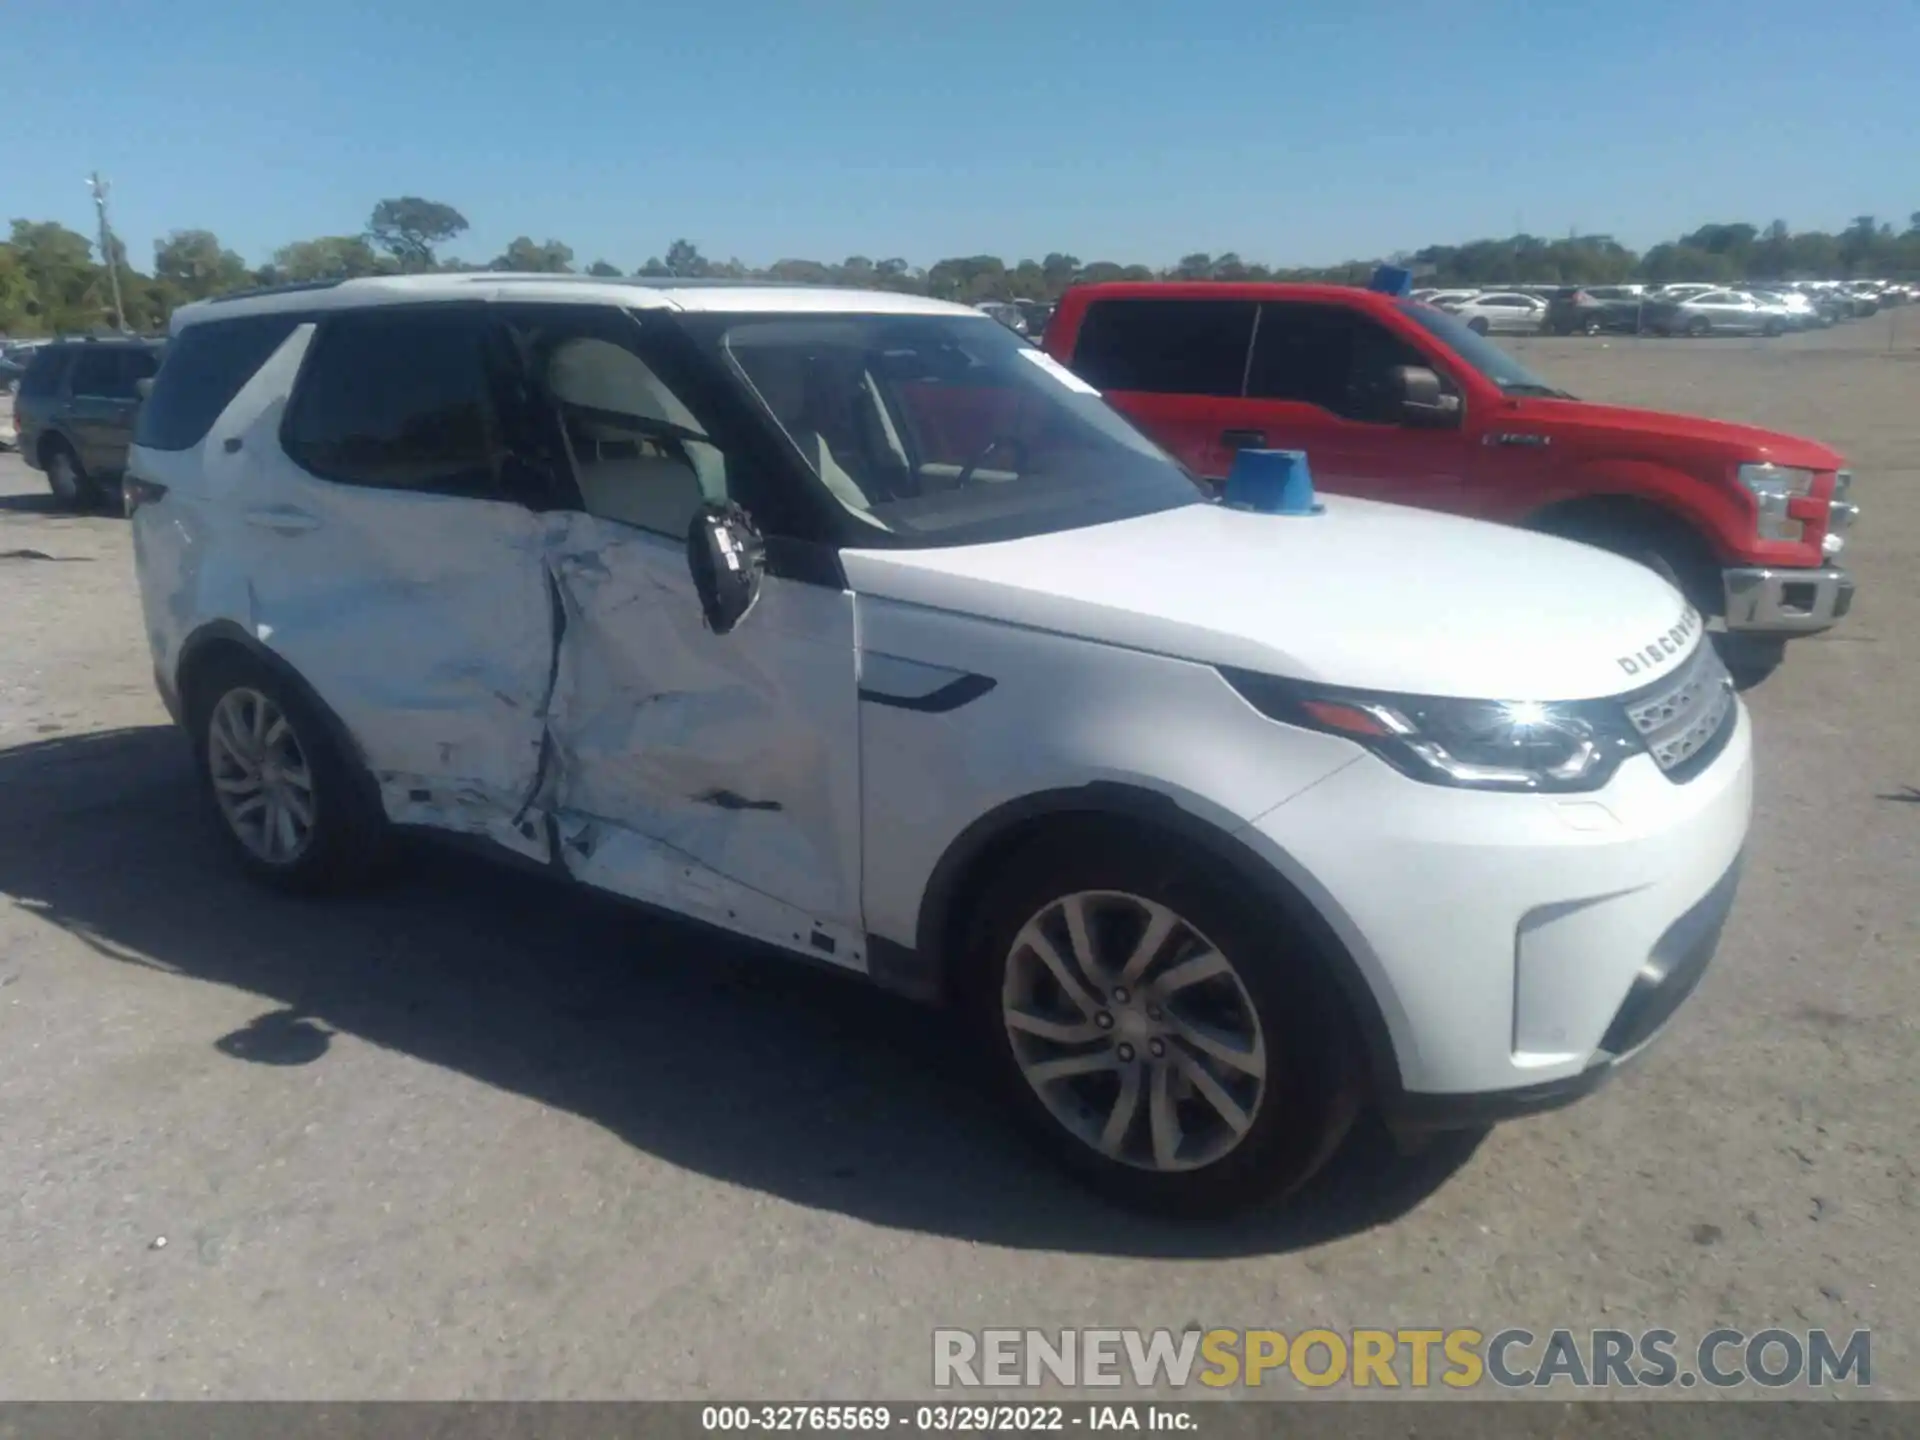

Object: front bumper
[1389,851,1743,1131]
[1239,699,1753,1106]
[1721,564,1854,634]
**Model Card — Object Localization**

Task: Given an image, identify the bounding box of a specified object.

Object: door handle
[244,505,320,534]
[1221,428,1267,450]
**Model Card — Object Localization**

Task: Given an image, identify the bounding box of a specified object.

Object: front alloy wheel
[208,687,317,865]
[1003,891,1268,1173]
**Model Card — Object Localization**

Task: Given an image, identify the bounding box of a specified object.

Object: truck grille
[1621,641,1737,781]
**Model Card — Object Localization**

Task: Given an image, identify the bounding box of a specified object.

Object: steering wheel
[952,434,1031,488]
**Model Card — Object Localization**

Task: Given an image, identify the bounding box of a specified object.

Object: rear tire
[186,651,390,894]
[43,440,101,510]
[960,825,1360,1220]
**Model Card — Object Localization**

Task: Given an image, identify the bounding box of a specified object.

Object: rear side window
[19,347,74,399]
[1068,298,1255,397]
[137,317,299,451]
[283,308,497,497]
[70,348,158,399]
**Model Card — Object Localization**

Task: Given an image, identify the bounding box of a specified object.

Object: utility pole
[87,172,128,333]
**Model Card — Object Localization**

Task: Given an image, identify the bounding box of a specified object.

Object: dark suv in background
[14,336,166,508]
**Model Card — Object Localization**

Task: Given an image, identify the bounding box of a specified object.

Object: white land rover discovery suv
[128,275,1752,1217]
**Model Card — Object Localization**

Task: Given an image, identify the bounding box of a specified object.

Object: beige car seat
[545,337,724,537]
[743,350,892,530]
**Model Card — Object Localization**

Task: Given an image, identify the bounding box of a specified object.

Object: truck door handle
[1221,428,1267,450]
[244,505,320,534]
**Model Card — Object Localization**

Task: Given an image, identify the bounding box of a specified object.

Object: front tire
[1467,316,1491,336]
[1714,634,1787,690]
[1686,316,1712,338]
[187,652,389,893]
[962,828,1359,1219]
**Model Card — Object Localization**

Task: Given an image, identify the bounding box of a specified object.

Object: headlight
[1220,670,1646,794]
[1738,462,1814,542]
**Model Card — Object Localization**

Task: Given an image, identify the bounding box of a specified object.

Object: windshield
[1395,299,1571,398]
[707,312,1205,547]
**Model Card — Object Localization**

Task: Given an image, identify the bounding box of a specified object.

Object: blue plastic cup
[1223,448,1322,515]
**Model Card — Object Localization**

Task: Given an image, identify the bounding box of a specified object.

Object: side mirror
[134,377,155,401]
[1392,365,1461,426]
[687,501,766,636]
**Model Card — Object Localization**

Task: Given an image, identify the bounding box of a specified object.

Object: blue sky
[13,0,1916,273]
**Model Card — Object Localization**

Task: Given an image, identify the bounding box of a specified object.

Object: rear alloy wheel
[189,654,389,893]
[968,836,1358,1218]
[207,687,319,868]
[44,443,100,510]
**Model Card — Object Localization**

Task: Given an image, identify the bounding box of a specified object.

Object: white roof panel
[170,273,977,332]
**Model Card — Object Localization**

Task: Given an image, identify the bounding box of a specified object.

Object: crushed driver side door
[496,303,867,965]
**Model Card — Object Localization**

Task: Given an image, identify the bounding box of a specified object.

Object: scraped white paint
[539,513,865,962]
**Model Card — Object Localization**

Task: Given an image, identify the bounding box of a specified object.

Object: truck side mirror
[1393,365,1461,427]
[687,501,766,635]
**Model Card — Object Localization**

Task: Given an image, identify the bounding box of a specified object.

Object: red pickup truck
[1043,282,1858,683]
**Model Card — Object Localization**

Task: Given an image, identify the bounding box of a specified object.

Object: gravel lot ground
[1,313,1915,1401]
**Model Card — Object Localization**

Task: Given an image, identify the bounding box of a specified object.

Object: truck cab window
[1247,303,1439,424]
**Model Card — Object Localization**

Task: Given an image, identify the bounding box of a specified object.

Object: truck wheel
[186,651,390,894]
[962,826,1360,1219]
[1581,316,1603,336]
[1467,317,1491,336]
[1713,635,1786,690]
[43,440,101,510]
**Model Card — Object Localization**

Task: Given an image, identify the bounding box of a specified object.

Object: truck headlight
[1825,470,1858,558]
[1220,670,1646,793]
[1738,462,1814,542]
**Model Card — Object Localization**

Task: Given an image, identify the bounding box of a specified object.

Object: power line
[88,172,128,333]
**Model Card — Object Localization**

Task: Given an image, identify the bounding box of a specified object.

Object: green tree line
[4,196,1918,337]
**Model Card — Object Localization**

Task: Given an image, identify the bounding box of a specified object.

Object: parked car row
[5,270,1860,1218]
[1410,278,1911,337]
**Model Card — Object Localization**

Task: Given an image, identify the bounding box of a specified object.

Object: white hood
[840,498,1700,701]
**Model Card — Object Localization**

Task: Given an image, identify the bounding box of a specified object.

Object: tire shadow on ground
[0,725,1485,1258]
